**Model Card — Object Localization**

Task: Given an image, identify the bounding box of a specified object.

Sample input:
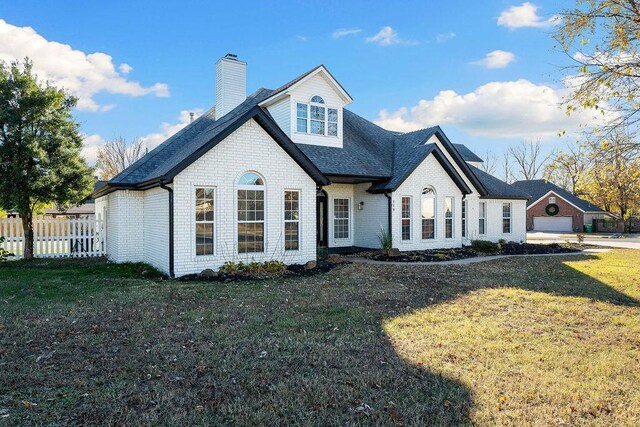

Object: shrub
[317,246,328,260]
[377,228,392,251]
[0,237,11,262]
[219,261,245,275]
[498,238,507,247]
[471,239,500,254]
[244,260,263,275]
[576,234,585,244]
[263,260,286,274]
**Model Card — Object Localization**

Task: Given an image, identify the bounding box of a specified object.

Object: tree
[508,140,554,181]
[544,140,591,194]
[479,150,498,175]
[578,130,640,229]
[0,58,93,259]
[555,0,640,135]
[96,137,145,180]
[501,152,515,184]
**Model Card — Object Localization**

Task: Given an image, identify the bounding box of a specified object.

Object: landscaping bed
[176,259,340,282]
[351,242,581,262]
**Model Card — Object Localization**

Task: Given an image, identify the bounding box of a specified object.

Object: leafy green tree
[0,58,93,259]
[555,0,640,135]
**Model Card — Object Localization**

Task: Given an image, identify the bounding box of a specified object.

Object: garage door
[533,216,573,232]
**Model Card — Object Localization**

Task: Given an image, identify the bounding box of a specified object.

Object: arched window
[296,95,338,136]
[238,172,265,253]
[421,187,436,239]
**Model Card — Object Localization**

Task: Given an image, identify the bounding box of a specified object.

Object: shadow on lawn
[0,253,637,425]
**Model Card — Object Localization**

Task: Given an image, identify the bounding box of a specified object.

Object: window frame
[295,96,339,138]
[479,201,486,235]
[194,186,215,257]
[421,187,436,240]
[284,189,300,251]
[401,196,412,241]
[237,172,266,254]
[333,197,350,240]
[502,202,512,234]
[445,196,454,239]
[461,199,467,238]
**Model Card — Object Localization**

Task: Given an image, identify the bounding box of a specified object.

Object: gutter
[384,192,392,242]
[159,180,175,278]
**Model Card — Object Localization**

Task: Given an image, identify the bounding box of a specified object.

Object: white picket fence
[0,215,106,259]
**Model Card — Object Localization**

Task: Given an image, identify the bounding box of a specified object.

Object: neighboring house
[512,179,612,232]
[94,54,529,277]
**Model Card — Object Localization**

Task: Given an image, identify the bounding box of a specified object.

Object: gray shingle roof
[511,180,605,211]
[97,66,524,201]
[470,167,530,199]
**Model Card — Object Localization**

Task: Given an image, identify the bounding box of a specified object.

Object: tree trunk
[21,212,34,260]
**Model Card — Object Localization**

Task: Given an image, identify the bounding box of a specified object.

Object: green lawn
[1,251,639,426]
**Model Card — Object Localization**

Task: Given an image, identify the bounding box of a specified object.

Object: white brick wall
[392,154,464,250]
[353,183,389,248]
[477,198,527,242]
[95,190,144,263]
[143,187,169,272]
[171,118,317,277]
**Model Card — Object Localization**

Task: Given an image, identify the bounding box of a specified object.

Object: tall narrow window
[296,103,308,133]
[401,196,411,241]
[284,191,299,250]
[310,101,325,135]
[195,188,214,255]
[328,108,338,136]
[333,198,350,239]
[479,201,486,235]
[445,196,454,239]
[503,202,512,233]
[461,199,467,238]
[421,187,435,239]
[238,172,265,253]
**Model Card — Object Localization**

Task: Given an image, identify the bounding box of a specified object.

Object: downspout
[462,193,467,246]
[384,192,392,243]
[159,180,175,278]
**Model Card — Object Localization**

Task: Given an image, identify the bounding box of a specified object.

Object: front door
[317,190,328,247]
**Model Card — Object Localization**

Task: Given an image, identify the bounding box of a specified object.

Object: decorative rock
[304,260,317,270]
[327,254,343,264]
[200,268,217,278]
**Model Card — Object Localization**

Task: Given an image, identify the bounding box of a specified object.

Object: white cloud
[436,32,456,43]
[296,35,307,42]
[366,26,418,46]
[374,79,606,138]
[472,50,516,69]
[332,28,362,39]
[497,2,560,29]
[0,19,169,112]
[82,109,202,166]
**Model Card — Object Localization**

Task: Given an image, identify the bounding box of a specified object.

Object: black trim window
[445,196,454,239]
[333,198,349,239]
[284,190,300,250]
[462,199,467,238]
[421,187,435,240]
[479,201,486,235]
[195,188,214,256]
[401,196,411,241]
[296,96,338,137]
[503,202,512,234]
[238,172,265,253]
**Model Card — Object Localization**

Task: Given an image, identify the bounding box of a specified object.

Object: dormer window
[296,96,338,137]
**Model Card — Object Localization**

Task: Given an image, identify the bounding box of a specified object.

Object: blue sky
[1,0,591,172]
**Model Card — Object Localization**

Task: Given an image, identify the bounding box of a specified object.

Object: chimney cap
[224,53,238,60]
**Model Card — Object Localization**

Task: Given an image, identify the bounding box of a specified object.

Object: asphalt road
[527,232,640,250]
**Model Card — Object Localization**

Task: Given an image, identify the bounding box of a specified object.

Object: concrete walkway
[348,248,610,266]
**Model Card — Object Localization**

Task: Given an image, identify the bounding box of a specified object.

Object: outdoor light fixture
[358,201,364,210]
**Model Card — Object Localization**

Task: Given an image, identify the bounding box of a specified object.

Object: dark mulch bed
[176,260,338,282]
[351,242,581,263]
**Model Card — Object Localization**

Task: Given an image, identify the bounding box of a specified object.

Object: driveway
[527,232,640,249]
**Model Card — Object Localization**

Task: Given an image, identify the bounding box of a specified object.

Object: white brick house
[94,54,529,277]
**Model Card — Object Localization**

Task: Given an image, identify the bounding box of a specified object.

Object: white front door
[533,216,573,232]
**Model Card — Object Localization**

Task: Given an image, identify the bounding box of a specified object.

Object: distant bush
[471,239,500,254]
[498,238,507,247]
[218,259,287,276]
[0,237,11,262]
[576,234,585,244]
[317,246,328,260]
